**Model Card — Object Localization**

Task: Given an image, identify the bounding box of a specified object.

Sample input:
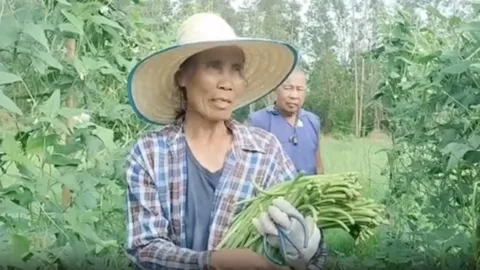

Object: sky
[229,0,399,15]
[169,0,471,64]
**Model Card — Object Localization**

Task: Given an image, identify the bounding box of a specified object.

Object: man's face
[275,71,307,115]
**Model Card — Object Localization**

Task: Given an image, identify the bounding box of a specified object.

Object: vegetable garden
[0,0,479,269]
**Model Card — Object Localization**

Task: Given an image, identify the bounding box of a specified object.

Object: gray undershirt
[184,143,222,251]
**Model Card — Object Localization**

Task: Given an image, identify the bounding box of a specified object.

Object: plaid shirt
[125,119,327,270]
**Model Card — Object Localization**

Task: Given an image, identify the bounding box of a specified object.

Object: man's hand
[252,198,321,268]
[210,249,277,270]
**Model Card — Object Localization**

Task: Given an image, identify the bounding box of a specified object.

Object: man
[247,67,324,175]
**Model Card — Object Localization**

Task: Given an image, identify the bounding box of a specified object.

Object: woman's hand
[252,198,321,267]
[210,249,277,270]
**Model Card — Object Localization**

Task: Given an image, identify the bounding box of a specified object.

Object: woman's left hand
[252,198,321,265]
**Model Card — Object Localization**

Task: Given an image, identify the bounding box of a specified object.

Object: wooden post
[62,38,77,208]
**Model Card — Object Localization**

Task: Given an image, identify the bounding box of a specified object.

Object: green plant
[0,0,173,268]
[370,7,480,269]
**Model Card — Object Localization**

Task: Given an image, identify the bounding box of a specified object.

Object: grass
[319,135,390,261]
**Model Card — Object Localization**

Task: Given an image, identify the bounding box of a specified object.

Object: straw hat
[127,12,298,125]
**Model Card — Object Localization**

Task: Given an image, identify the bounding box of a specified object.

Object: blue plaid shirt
[125,119,327,269]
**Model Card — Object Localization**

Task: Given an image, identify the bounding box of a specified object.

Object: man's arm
[246,111,270,131]
[246,115,258,128]
[316,146,324,174]
[308,113,324,175]
[126,141,211,270]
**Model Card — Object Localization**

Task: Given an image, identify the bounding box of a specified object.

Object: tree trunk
[62,38,77,208]
[351,0,359,137]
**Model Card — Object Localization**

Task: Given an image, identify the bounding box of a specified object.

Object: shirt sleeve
[307,113,321,151]
[307,230,328,270]
[246,111,269,131]
[263,135,296,187]
[264,136,328,270]
[246,113,259,128]
[125,142,211,270]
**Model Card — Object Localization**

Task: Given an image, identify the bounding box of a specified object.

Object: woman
[125,13,327,270]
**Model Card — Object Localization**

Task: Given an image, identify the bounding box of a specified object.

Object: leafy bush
[367,8,480,269]
[0,1,166,268]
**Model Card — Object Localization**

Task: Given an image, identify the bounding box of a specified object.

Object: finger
[272,198,301,217]
[267,205,291,230]
[305,216,317,236]
[259,212,279,236]
[266,234,280,247]
[253,217,266,236]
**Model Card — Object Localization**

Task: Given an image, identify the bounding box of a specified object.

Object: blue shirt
[247,106,321,175]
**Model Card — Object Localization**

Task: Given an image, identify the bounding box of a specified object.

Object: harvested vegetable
[217,172,389,257]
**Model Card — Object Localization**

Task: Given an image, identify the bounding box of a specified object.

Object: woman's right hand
[210,249,278,270]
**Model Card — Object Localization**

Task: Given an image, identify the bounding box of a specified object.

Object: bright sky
[170,0,469,64]
[230,0,399,18]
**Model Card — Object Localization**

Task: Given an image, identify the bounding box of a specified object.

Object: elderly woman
[125,13,327,270]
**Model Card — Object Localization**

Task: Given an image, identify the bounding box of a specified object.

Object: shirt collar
[267,103,306,117]
[163,118,267,154]
[267,103,306,128]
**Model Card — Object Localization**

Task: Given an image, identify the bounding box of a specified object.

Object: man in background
[247,67,324,175]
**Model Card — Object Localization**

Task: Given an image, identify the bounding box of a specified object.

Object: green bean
[216,172,388,261]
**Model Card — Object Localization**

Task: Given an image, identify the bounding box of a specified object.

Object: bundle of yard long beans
[217,172,389,256]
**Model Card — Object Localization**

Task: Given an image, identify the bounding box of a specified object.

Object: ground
[319,135,390,267]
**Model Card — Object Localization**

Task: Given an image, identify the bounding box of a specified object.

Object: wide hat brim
[127,38,298,125]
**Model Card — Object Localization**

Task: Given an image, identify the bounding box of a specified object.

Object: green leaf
[25,134,57,155]
[72,58,87,78]
[45,153,81,166]
[395,56,418,66]
[460,21,480,32]
[58,23,82,36]
[469,63,480,71]
[0,200,29,216]
[464,150,480,164]
[442,142,473,170]
[56,0,72,6]
[92,125,116,151]
[22,23,49,51]
[0,88,23,115]
[10,234,30,255]
[58,171,80,191]
[75,191,99,210]
[0,71,22,85]
[0,23,19,49]
[449,16,462,27]
[442,62,469,74]
[91,15,123,30]
[39,90,61,117]
[0,63,8,72]
[54,142,83,155]
[426,5,446,21]
[57,107,87,118]
[417,50,442,63]
[468,134,480,148]
[84,135,104,158]
[31,57,49,75]
[389,72,400,78]
[1,134,23,159]
[61,10,84,35]
[34,51,63,70]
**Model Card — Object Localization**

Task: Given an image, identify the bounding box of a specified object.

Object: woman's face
[178,46,247,122]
